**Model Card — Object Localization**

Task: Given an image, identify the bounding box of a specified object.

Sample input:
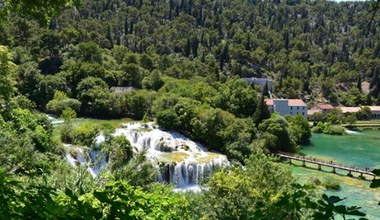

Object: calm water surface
[294,131,380,219]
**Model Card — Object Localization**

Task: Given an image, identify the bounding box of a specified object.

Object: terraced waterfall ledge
[65,122,230,188]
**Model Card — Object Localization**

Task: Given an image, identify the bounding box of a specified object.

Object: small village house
[340,106,380,120]
[265,99,307,117]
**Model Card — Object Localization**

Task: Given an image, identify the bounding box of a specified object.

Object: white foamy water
[64,144,106,178]
[345,129,362,135]
[47,114,64,125]
[65,122,230,188]
[172,185,206,193]
[113,122,230,187]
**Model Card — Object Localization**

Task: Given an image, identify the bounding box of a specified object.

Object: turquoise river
[293,130,380,219]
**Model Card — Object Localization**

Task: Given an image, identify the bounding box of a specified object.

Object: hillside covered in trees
[2,0,380,106]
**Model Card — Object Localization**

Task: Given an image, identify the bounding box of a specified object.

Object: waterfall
[47,114,64,125]
[65,122,230,188]
[64,144,106,178]
[111,123,229,187]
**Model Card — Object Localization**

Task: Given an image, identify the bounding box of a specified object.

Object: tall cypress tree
[254,94,271,126]
[191,36,199,57]
[366,93,373,105]
[357,74,362,93]
[219,42,229,70]
[245,32,251,50]
[263,82,269,97]
[184,37,191,57]
[106,26,113,48]
[376,93,380,106]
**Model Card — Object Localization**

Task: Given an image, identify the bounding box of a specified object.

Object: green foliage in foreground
[0,169,189,219]
[0,152,369,220]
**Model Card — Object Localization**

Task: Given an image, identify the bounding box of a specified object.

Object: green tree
[101,136,134,171]
[253,95,271,126]
[356,106,372,121]
[75,41,103,63]
[345,113,357,126]
[326,108,344,125]
[0,46,15,102]
[217,78,258,118]
[33,74,69,108]
[286,114,312,145]
[76,77,111,116]
[258,114,296,152]
[198,152,294,219]
[0,0,80,25]
[60,107,77,143]
[72,122,99,147]
[126,90,156,120]
[46,91,81,115]
[142,69,164,91]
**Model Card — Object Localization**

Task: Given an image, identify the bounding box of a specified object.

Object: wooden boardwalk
[275,152,377,179]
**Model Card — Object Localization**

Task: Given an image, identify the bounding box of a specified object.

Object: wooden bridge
[275,152,377,180]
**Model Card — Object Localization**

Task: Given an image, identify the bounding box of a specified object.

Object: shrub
[312,122,346,135]
[72,122,99,147]
[308,177,321,186]
[323,125,346,135]
[323,181,341,191]
[46,91,81,115]
[311,122,325,133]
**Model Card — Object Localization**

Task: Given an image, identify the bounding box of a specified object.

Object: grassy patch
[157,152,189,163]
[196,152,224,163]
[131,127,153,133]
[73,117,136,128]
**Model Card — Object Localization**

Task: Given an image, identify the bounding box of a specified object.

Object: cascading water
[64,144,106,178]
[113,122,230,188]
[47,114,64,125]
[65,122,230,188]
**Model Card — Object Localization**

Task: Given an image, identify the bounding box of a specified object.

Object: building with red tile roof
[307,109,321,117]
[265,99,307,117]
[340,106,380,119]
[310,104,334,114]
[288,99,307,106]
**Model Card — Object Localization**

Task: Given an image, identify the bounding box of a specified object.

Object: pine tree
[106,26,113,48]
[191,36,199,57]
[245,32,251,51]
[370,69,380,98]
[184,37,191,57]
[219,42,229,70]
[376,93,380,106]
[254,94,271,126]
[303,80,310,94]
[357,74,362,93]
[124,20,128,35]
[263,82,269,97]
[366,93,372,105]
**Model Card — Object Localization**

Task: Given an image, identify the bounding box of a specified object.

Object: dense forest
[2,0,380,105]
[1,0,380,219]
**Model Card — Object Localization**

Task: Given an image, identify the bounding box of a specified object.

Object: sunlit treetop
[0,0,81,26]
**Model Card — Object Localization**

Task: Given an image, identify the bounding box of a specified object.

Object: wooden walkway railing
[275,152,377,179]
